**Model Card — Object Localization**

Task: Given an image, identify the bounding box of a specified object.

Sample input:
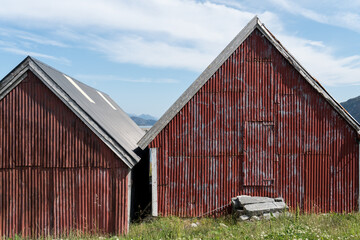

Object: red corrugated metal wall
[0,71,129,237]
[150,29,359,217]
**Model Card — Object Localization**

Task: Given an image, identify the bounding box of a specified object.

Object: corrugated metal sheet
[0,71,129,237]
[244,121,275,186]
[149,28,359,217]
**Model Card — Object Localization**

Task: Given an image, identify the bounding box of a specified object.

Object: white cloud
[0,0,284,45]
[0,0,360,86]
[208,0,244,10]
[75,74,178,84]
[262,0,360,85]
[269,0,360,33]
[0,28,67,48]
[0,0,248,42]
[1,46,71,65]
[277,34,360,85]
[53,9,281,72]
[0,27,70,65]
[0,0,283,71]
[269,0,328,23]
[88,35,217,71]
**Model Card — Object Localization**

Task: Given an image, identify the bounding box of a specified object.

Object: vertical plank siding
[0,71,129,237]
[150,29,359,217]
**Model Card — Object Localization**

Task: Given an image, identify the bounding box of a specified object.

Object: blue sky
[1,0,360,118]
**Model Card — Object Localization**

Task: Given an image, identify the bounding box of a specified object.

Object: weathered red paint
[0,71,129,237]
[150,29,359,217]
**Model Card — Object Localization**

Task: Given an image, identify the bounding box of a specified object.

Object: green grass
[8,213,360,239]
[122,213,360,240]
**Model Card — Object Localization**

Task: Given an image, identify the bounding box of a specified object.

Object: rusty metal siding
[244,121,275,187]
[0,71,129,237]
[149,28,359,217]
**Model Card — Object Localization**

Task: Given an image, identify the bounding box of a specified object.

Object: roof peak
[1,56,145,168]
[29,57,104,93]
[138,16,360,149]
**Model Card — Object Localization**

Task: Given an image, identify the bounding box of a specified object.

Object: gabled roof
[138,16,360,149]
[0,56,144,168]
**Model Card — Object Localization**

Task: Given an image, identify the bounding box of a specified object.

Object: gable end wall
[0,71,129,237]
[149,29,359,216]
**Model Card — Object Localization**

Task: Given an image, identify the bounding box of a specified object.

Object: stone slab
[243,202,287,216]
[274,201,288,209]
[237,196,275,206]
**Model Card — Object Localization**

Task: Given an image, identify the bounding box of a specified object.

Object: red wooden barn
[0,57,148,237]
[138,17,360,217]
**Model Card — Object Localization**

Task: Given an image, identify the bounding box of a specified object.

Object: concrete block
[239,215,250,221]
[231,195,289,221]
[274,201,289,210]
[250,216,260,221]
[244,201,288,216]
[237,196,274,206]
[243,202,276,215]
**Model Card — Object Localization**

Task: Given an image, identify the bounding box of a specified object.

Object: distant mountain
[129,114,157,126]
[137,114,157,121]
[341,96,360,123]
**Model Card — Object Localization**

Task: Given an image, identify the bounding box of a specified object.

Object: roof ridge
[30,57,139,126]
[30,56,104,95]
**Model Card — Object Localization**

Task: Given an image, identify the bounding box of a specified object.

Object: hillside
[129,114,157,126]
[341,96,360,123]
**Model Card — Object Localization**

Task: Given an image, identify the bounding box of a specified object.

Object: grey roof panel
[138,16,360,149]
[30,58,145,164]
